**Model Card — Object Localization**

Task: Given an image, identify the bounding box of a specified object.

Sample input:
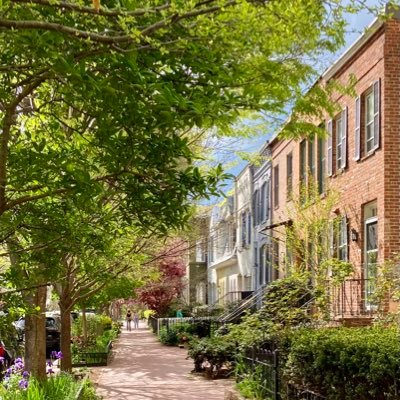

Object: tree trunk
[24,286,47,380]
[59,300,72,372]
[81,308,87,344]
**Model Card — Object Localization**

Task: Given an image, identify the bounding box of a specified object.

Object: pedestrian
[133,312,139,329]
[176,309,183,318]
[126,309,132,331]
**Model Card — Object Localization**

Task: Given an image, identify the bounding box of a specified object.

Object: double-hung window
[365,90,375,153]
[355,80,380,160]
[336,115,343,170]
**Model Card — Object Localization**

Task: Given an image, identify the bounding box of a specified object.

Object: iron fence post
[274,349,280,400]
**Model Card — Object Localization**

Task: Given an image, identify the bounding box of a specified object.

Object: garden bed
[72,341,112,367]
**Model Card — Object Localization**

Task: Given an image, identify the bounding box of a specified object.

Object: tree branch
[11,0,171,18]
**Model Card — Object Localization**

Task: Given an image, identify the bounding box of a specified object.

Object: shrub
[159,323,199,346]
[159,327,179,346]
[285,326,400,399]
[187,336,237,378]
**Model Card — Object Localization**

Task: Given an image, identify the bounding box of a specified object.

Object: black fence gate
[238,344,281,400]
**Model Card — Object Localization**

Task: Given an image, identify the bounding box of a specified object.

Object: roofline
[322,16,383,81]
[265,12,387,150]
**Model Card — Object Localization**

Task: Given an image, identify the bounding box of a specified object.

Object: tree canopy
[0,0,386,234]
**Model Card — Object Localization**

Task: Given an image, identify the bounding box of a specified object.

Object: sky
[216,1,381,186]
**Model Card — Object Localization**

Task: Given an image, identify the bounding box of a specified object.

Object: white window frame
[364,214,378,310]
[365,89,375,154]
[336,115,343,171]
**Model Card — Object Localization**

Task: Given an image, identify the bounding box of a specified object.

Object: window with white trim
[355,80,380,160]
[365,90,375,153]
[336,115,343,170]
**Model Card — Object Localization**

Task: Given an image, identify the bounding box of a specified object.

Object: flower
[47,360,53,367]
[18,379,28,390]
[56,351,63,359]
[0,356,4,364]
[46,368,54,375]
[22,371,29,378]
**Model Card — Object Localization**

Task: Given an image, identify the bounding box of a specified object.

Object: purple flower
[22,370,29,378]
[18,379,28,389]
[46,368,54,375]
[5,368,12,377]
[50,351,57,358]
[56,351,63,359]
[47,360,53,367]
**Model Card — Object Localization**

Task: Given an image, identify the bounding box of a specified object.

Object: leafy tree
[137,241,187,316]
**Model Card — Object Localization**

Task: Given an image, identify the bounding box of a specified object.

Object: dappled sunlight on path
[93,321,235,400]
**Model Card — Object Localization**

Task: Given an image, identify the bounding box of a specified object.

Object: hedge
[285,326,400,399]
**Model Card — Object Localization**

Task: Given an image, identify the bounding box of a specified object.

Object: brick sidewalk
[93,321,237,400]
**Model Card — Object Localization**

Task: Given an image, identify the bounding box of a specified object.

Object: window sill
[357,149,378,163]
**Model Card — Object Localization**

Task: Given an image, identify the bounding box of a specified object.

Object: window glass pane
[366,221,377,251]
[366,92,374,124]
[336,116,342,168]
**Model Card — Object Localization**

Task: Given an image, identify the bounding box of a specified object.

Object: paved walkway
[93,321,236,400]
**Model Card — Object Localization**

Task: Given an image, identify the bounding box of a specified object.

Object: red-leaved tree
[137,243,187,316]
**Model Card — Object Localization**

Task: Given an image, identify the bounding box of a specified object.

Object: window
[308,139,315,180]
[328,215,348,262]
[338,217,348,262]
[355,80,380,160]
[300,141,307,185]
[209,236,214,263]
[272,240,279,281]
[317,137,325,194]
[265,179,271,220]
[241,213,246,247]
[253,190,259,226]
[286,152,293,200]
[273,165,279,208]
[335,115,343,170]
[259,245,272,286]
[259,245,265,286]
[364,202,378,308]
[365,90,375,153]
[195,241,205,262]
[327,108,347,175]
[260,183,266,221]
[247,212,252,245]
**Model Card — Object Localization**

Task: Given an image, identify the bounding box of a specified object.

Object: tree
[137,242,187,316]
[0,1,388,226]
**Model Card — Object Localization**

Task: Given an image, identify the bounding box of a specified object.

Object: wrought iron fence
[330,277,378,319]
[237,343,281,400]
[149,316,216,336]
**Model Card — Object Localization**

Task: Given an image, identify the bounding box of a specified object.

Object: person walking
[126,309,132,331]
[133,312,139,329]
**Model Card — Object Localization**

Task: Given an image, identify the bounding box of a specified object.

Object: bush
[187,336,237,378]
[159,327,180,346]
[285,326,400,399]
[159,323,200,346]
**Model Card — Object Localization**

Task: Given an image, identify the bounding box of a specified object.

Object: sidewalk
[93,321,237,400]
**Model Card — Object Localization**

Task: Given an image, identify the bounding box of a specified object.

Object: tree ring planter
[72,341,112,367]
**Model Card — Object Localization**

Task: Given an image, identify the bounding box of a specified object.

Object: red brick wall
[269,25,392,277]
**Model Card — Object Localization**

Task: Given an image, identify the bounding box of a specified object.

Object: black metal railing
[217,286,267,323]
[150,316,216,336]
[330,278,378,319]
[238,344,281,400]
